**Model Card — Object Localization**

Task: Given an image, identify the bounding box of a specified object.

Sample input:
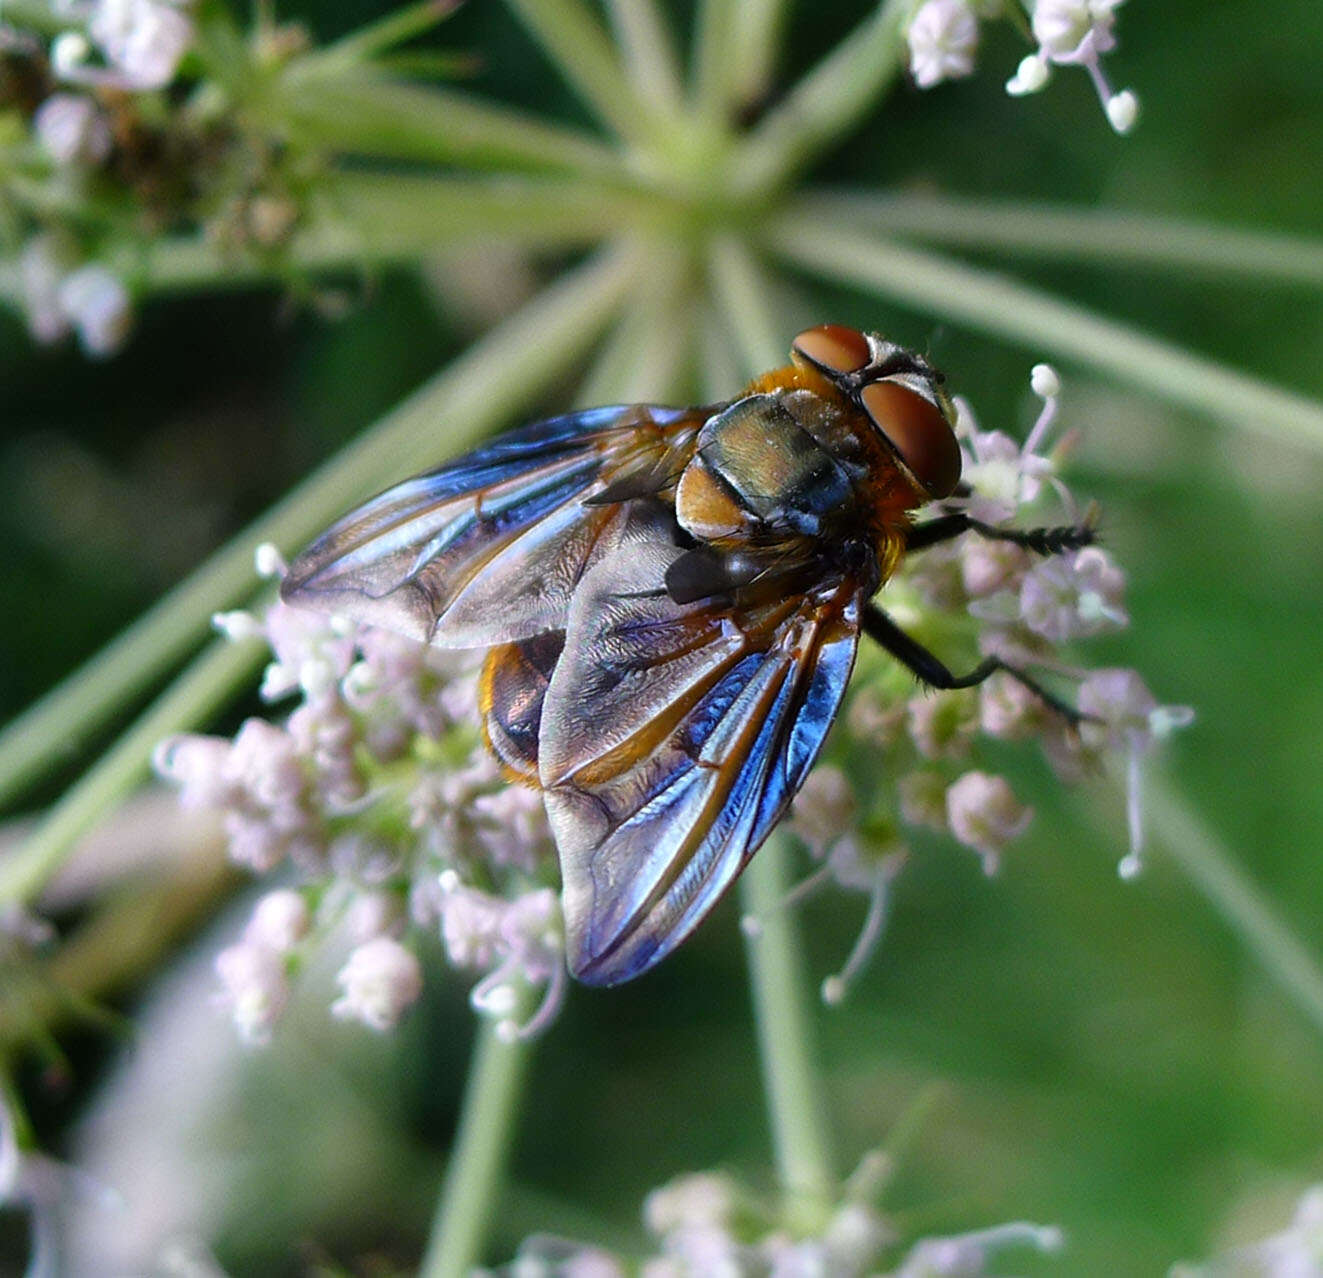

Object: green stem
[271,75,622,177]
[0,246,637,812]
[768,216,1323,454]
[705,233,787,372]
[0,637,264,905]
[418,1009,535,1278]
[574,238,694,405]
[740,834,836,1231]
[501,0,658,149]
[310,0,460,68]
[729,0,792,113]
[796,190,1323,287]
[1141,779,1323,1037]
[605,0,686,119]
[732,0,910,199]
[691,0,741,130]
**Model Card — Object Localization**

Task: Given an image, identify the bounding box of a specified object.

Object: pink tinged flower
[33,93,112,165]
[245,890,310,952]
[978,671,1046,741]
[259,600,358,701]
[214,942,290,1045]
[152,733,234,809]
[227,718,305,811]
[331,937,423,1032]
[946,771,1033,873]
[906,0,980,89]
[470,782,554,874]
[960,534,1026,599]
[1019,546,1128,641]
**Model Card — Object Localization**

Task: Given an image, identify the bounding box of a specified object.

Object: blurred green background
[3,1,1323,1273]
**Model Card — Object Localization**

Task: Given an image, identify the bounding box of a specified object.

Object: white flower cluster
[906,0,1139,134]
[778,364,1190,1002]
[155,547,563,1045]
[491,1160,1063,1277]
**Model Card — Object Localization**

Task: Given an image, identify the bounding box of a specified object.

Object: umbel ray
[282,325,1094,986]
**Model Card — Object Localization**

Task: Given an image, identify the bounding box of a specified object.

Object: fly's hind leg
[861,604,1090,728]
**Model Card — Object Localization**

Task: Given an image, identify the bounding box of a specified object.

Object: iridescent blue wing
[538,509,861,986]
[280,406,704,648]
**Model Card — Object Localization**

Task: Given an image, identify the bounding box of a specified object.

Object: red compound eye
[860,379,962,500]
[791,324,871,377]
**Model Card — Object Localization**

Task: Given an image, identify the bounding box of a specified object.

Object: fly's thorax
[675,393,856,546]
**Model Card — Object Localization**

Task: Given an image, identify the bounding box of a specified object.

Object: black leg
[906,512,1095,556]
[861,603,1090,727]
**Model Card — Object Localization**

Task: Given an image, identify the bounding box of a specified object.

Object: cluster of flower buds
[906,0,1139,135]
[2,0,201,355]
[155,547,564,1045]
[778,363,1191,1004]
[489,1155,1063,1277]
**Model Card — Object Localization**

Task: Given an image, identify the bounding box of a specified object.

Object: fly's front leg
[861,603,1090,727]
[905,511,1095,556]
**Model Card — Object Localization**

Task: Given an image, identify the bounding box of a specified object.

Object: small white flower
[644,1172,738,1235]
[1030,363,1061,399]
[331,936,423,1032]
[1106,88,1139,133]
[254,542,287,578]
[89,0,194,88]
[245,890,310,952]
[1006,51,1051,96]
[34,93,113,165]
[946,771,1032,871]
[907,0,980,89]
[56,264,133,357]
[215,942,290,1045]
[1031,0,1122,64]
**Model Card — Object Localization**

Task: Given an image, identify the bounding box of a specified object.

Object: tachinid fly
[282,325,1093,986]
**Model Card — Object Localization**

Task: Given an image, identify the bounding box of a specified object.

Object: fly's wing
[539,513,861,986]
[280,406,704,648]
